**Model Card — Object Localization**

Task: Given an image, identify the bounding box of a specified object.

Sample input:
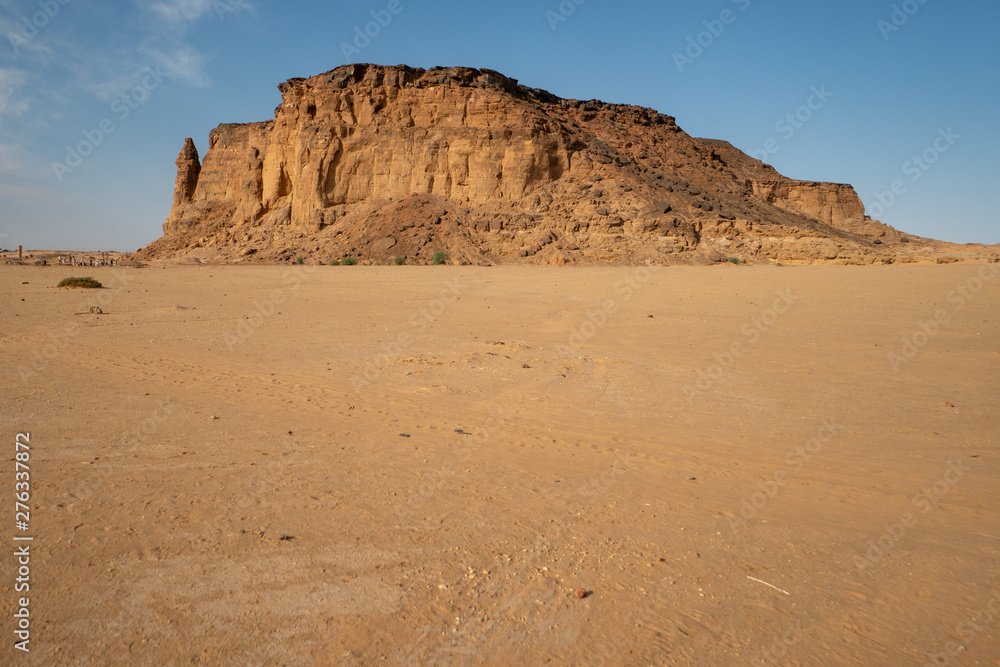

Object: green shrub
[341,257,358,266]
[57,277,103,289]
[294,256,305,265]
[394,255,406,265]
[431,250,447,265]
[329,259,340,266]
[726,257,740,265]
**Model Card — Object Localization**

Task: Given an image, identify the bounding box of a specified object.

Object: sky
[0,0,997,251]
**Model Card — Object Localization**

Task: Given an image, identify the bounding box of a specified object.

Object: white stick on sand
[747,575,790,596]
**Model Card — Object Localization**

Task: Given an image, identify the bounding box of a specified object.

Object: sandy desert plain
[1,260,999,666]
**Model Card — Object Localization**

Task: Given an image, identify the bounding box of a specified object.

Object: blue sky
[0,0,997,251]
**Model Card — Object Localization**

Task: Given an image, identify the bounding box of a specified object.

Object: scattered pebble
[573,587,589,599]
[399,433,411,438]
[521,363,531,369]
[278,534,294,541]
[944,402,955,408]
[210,415,219,420]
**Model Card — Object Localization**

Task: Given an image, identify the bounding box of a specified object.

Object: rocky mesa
[135,63,949,266]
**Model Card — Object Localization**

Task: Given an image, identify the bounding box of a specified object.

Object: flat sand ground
[1,264,998,666]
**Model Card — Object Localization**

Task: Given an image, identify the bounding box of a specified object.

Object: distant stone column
[173,138,202,208]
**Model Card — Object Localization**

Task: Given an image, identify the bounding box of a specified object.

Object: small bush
[294,256,305,265]
[394,255,406,265]
[431,250,447,265]
[58,276,103,289]
[329,259,340,266]
[726,257,740,265]
[341,257,358,266]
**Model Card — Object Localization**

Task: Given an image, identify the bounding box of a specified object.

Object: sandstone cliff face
[138,64,920,265]
[750,180,863,228]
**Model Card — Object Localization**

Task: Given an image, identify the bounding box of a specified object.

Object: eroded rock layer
[136,63,924,265]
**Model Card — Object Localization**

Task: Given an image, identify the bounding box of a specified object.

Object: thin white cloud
[59,49,153,103]
[133,0,252,88]
[3,0,249,107]
[1,0,64,62]
[148,0,216,25]
[0,0,252,190]
[146,0,251,31]
[0,142,25,173]
[0,140,59,180]
[142,42,212,88]
[0,68,29,118]
[0,179,49,199]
